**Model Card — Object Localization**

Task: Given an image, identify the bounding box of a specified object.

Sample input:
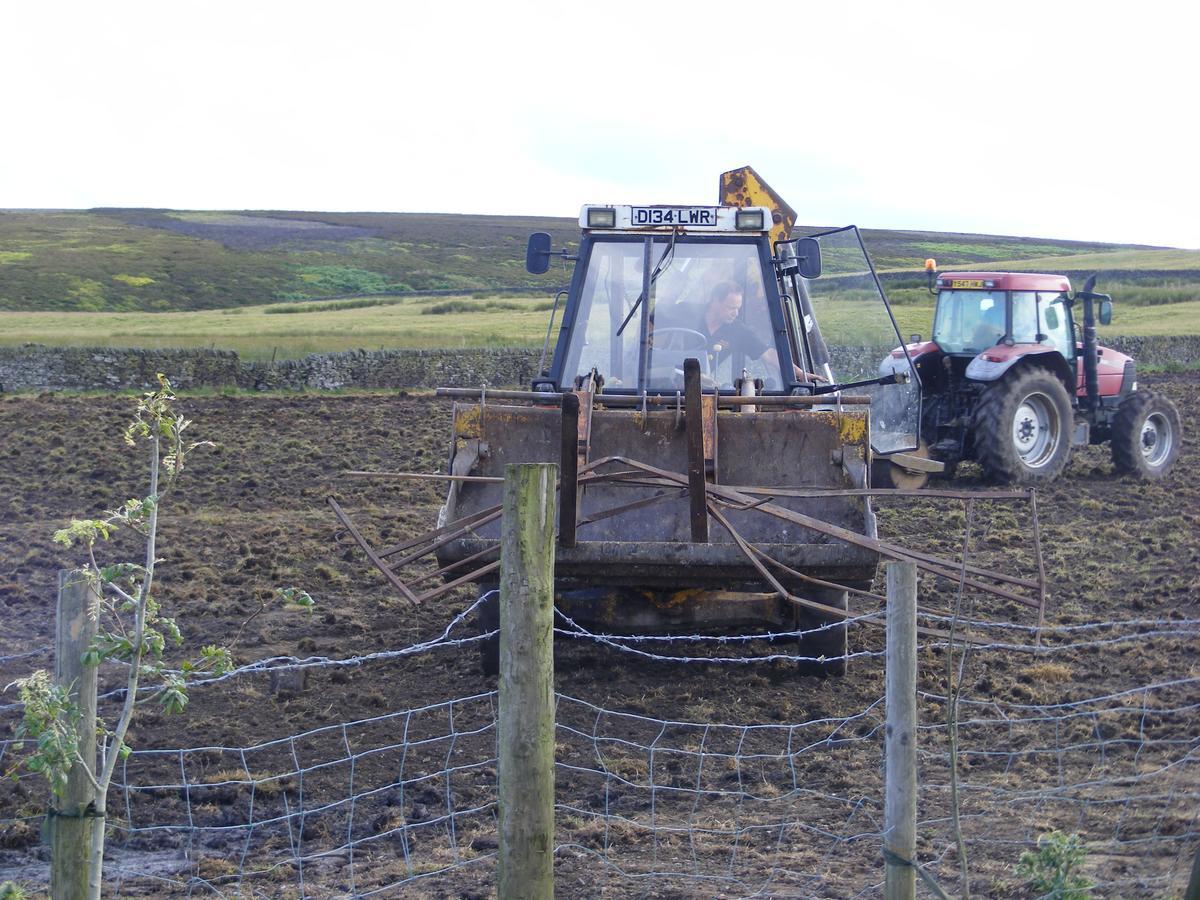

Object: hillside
[2,208,1195,313]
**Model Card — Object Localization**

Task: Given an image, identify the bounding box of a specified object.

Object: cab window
[1039,292,1073,355]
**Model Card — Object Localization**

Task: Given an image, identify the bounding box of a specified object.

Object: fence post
[884,560,918,900]
[51,569,99,900]
[498,463,557,900]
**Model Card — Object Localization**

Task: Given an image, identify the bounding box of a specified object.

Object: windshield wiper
[616,229,678,338]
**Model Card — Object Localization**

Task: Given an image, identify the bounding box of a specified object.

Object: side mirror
[909,333,922,344]
[1098,299,1112,325]
[525,232,552,275]
[794,237,822,279]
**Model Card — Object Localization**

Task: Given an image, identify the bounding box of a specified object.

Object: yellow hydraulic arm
[719,166,797,247]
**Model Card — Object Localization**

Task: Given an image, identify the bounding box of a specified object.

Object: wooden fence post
[884,560,918,900]
[51,569,99,900]
[498,463,557,900]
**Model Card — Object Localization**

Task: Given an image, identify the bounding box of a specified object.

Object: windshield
[797,226,920,455]
[561,238,783,392]
[932,290,1008,353]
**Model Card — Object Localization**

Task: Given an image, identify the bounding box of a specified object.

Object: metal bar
[607,456,1039,606]
[376,504,504,561]
[683,358,709,543]
[597,393,872,408]
[435,388,561,402]
[342,470,1029,502]
[383,509,505,570]
[413,559,502,604]
[707,502,853,621]
[719,485,1032,501]
[743,542,886,603]
[560,393,580,548]
[327,497,422,606]
[431,387,871,407]
[578,489,682,527]
[341,471,505,483]
[407,545,500,588]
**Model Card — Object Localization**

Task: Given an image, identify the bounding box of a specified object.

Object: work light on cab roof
[580,204,773,233]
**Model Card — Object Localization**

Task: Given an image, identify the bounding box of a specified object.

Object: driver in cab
[701,281,825,384]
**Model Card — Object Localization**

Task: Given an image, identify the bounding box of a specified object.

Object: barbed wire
[0,645,52,665]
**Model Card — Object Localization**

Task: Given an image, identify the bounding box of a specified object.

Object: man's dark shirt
[702,318,769,362]
[655,302,770,364]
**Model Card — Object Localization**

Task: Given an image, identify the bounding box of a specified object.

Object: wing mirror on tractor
[778,237,823,279]
[1075,274,1113,325]
[526,232,553,274]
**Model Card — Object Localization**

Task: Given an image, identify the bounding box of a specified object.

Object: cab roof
[938,272,1072,293]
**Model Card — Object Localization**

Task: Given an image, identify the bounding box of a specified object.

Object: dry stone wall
[1,338,1198,393]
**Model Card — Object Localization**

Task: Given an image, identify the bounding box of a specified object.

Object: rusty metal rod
[560,392,580,548]
[744,542,886,603]
[577,490,683,527]
[374,503,502,559]
[583,455,1039,594]
[343,469,1029,503]
[706,501,852,621]
[435,388,561,402]
[406,544,500,588]
[413,559,501,604]
[608,456,1039,607]
[328,497,421,606]
[342,471,505,483]
[379,507,504,563]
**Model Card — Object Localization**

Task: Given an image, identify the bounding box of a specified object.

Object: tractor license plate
[630,207,719,227]
[950,279,985,288]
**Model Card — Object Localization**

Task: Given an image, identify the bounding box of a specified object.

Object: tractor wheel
[476,582,500,676]
[974,368,1073,484]
[794,586,849,677]
[1111,391,1181,479]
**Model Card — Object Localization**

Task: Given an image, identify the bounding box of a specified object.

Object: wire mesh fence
[2,601,1197,897]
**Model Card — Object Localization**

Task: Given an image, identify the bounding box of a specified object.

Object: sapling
[7,376,312,900]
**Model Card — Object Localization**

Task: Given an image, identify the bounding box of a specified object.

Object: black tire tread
[974,367,1073,485]
[1111,391,1182,479]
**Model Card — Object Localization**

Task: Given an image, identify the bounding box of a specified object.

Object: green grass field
[1,207,1198,353]
[1,291,1193,362]
[0,295,558,360]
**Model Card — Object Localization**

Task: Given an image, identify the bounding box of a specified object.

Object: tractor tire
[794,586,849,677]
[476,582,500,676]
[1111,391,1181,479]
[974,368,1073,484]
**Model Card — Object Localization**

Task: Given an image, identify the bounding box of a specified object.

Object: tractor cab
[543,205,792,394]
[530,204,922,456]
[928,272,1075,358]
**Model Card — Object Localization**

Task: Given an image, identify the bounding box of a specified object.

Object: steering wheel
[651,327,709,352]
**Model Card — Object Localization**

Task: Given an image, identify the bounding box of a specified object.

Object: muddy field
[1,376,1198,896]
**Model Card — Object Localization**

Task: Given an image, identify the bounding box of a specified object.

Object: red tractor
[878,265,1182,486]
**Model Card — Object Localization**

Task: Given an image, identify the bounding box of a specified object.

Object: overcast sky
[3,1,1197,247]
